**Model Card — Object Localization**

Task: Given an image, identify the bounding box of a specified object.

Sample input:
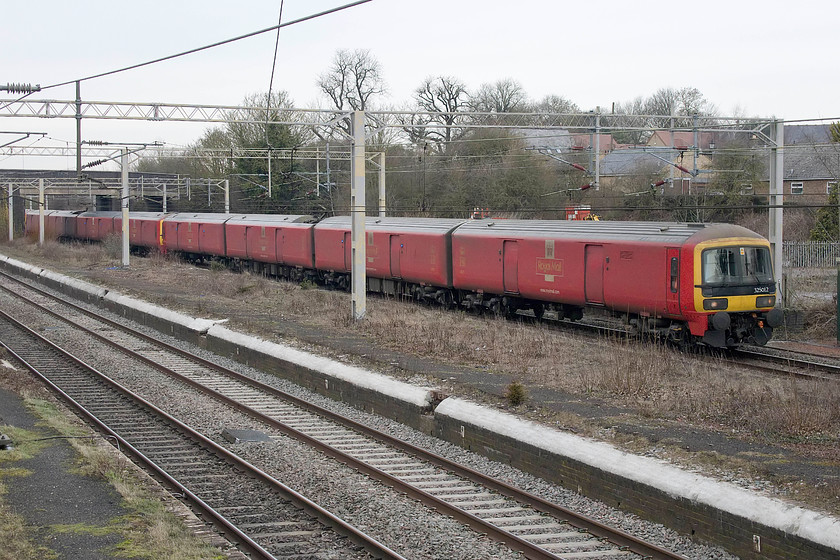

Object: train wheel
[488,300,502,317]
[532,303,545,320]
[436,290,453,309]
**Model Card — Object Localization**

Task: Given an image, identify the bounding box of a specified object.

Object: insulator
[2,83,41,94]
[81,158,107,169]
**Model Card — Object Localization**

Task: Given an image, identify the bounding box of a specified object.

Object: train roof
[124,212,166,219]
[25,209,79,217]
[223,214,313,226]
[454,219,765,244]
[78,211,122,218]
[317,216,467,233]
[162,212,247,224]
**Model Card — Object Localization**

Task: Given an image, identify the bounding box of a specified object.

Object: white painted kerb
[436,397,840,551]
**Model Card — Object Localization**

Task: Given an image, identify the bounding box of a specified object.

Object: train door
[343,231,352,271]
[503,240,519,293]
[240,226,252,259]
[666,248,680,316]
[390,235,402,278]
[275,229,285,263]
[584,244,605,305]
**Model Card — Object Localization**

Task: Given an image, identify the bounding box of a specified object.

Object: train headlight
[756,295,775,308]
[703,298,729,311]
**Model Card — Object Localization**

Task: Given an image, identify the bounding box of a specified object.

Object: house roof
[515,128,573,151]
[598,148,676,176]
[784,124,832,145]
[647,130,717,150]
[779,147,839,181]
[514,129,626,153]
[568,133,626,151]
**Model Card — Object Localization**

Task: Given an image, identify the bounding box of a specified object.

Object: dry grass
[784,267,837,340]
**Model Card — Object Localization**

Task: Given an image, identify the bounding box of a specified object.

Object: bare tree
[410,75,470,148]
[532,94,579,114]
[317,49,386,112]
[644,87,716,127]
[470,78,527,113]
[610,96,649,144]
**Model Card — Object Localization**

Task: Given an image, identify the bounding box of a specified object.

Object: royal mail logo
[536,258,563,276]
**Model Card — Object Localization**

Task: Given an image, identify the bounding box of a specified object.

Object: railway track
[0,306,402,560]
[0,270,689,560]
[731,345,840,381]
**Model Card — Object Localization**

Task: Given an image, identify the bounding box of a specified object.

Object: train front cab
[688,237,784,347]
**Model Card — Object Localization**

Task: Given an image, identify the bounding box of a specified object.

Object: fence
[783,241,840,268]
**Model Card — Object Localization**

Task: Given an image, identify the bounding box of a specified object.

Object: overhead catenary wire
[266,0,286,147]
[31,1,371,93]
[0,1,370,114]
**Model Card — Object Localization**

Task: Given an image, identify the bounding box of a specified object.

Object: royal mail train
[25,209,784,348]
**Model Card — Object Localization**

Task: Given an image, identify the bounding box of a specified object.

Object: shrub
[504,381,527,406]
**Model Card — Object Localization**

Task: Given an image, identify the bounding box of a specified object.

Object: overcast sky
[2,0,838,170]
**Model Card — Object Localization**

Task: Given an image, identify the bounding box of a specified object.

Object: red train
[25,210,784,347]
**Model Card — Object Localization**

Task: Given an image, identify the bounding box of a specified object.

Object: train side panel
[224,219,251,260]
[24,210,41,238]
[161,218,180,252]
[53,211,80,239]
[366,219,461,286]
[453,220,698,317]
[224,215,312,265]
[198,216,228,257]
[314,219,351,272]
[277,223,316,269]
[78,211,120,241]
[162,213,229,256]
[452,229,506,296]
[128,213,166,248]
[596,241,671,315]
[314,217,461,286]
[43,211,60,238]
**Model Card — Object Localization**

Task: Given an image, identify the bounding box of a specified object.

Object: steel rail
[731,347,840,381]
[0,305,407,560]
[0,269,688,560]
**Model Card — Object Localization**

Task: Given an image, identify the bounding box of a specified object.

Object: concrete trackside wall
[0,257,108,304]
[434,397,840,560]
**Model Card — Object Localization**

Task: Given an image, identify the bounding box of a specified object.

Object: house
[753,125,839,199]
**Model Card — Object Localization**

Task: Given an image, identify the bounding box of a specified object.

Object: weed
[209,260,226,273]
[299,279,317,290]
[101,234,123,260]
[504,381,527,406]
